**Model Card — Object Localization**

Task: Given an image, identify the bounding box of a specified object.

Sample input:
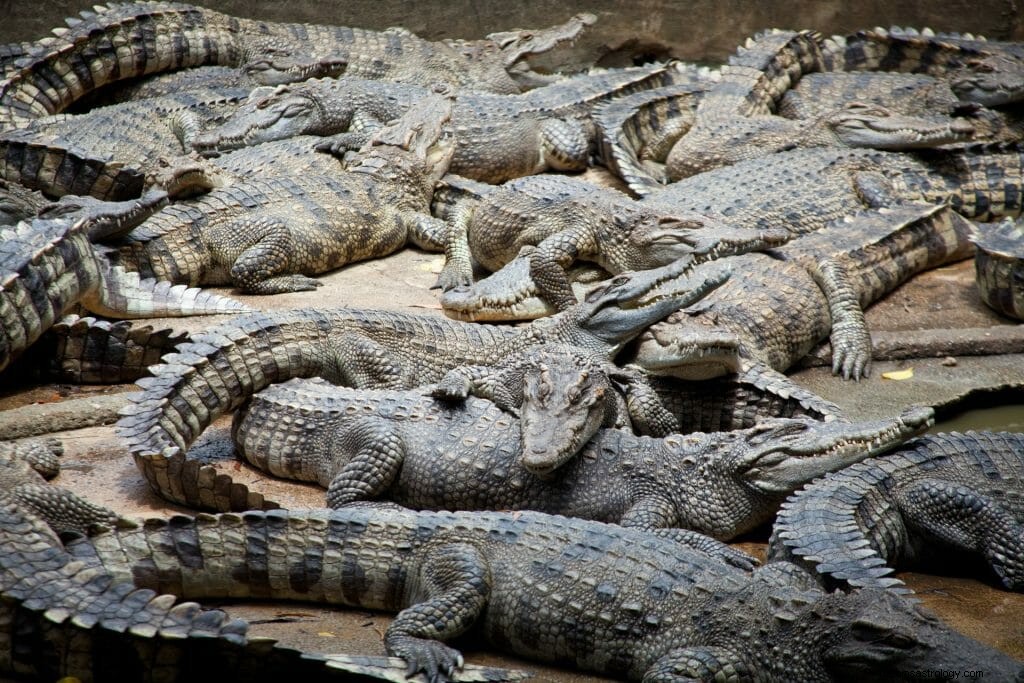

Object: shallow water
[932,402,1024,434]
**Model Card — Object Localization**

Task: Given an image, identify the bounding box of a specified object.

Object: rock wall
[0,0,1021,65]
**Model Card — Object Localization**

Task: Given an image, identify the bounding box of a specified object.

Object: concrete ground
[2,225,1023,681]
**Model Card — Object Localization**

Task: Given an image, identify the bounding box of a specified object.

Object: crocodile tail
[32,314,191,384]
[0,2,244,130]
[0,133,146,200]
[821,27,985,73]
[84,264,252,319]
[0,501,388,682]
[117,309,344,511]
[592,84,704,196]
[715,29,826,117]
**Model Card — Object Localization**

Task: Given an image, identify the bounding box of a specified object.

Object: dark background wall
[0,0,1021,65]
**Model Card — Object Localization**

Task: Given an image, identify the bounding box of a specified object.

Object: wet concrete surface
[3,199,1024,678]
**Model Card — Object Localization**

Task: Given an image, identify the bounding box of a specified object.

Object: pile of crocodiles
[1,3,1023,681]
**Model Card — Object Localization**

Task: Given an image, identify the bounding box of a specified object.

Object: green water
[929,402,1024,434]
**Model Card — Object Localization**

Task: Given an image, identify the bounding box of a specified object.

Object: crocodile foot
[389,635,465,683]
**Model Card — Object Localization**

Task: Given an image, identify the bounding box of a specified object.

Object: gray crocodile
[432,173,790,307]
[110,92,455,294]
[431,342,845,456]
[234,373,932,540]
[0,190,249,374]
[0,498,526,683]
[0,86,251,200]
[641,141,1024,236]
[191,63,685,184]
[117,257,727,510]
[623,202,973,383]
[972,216,1024,320]
[0,2,595,129]
[822,26,1024,107]
[65,503,1024,681]
[769,430,1024,594]
[663,30,975,180]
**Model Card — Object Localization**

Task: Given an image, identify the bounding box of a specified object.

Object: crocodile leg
[529,226,592,310]
[207,215,324,294]
[647,529,759,571]
[801,256,873,380]
[608,366,681,436]
[324,418,406,507]
[407,213,449,252]
[645,647,753,682]
[385,542,491,681]
[896,478,1024,590]
[538,118,590,172]
[437,200,480,290]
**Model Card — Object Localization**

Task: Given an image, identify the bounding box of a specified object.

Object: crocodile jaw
[741,406,935,494]
[832,113,975,149]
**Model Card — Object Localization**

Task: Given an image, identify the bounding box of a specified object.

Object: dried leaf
[881,368,914,380]
[317,631,337,638]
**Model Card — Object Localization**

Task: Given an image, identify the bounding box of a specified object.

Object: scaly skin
[193,64,681,183]
[592,82,708,195]
[0,1,594,129]
[0,190,250,374]
[0,87,251,200]
[623,202,975,382]
[770,431,1024,593]
[67,504,1024,682]
[432,344,846,458]
[433,173,790,308]
[642,143,1024,236]
[822,26,1024,107]
[0,500,524,683]
[117,258,728,510]
[778,71,1024,144]
[234,374,932,540]
[111,94,456,294]
[972,216,1024,320]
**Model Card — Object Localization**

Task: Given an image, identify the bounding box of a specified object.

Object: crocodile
[12,314,191,384]
[234,372,932,539]
[0,437,129,536]
[191,63,686,184]
[0,190,250,374]
[0,177,48,225]
[972,215,1024,320]
[641,141,1024,234]
[66,503,1024,681]
[432,173,790,306]
[109,92,455,294]
[591,83,707,195]
[769,430,1024,594]
[822,26,1024,107]
[0,87,252,200]
[0,499,526,683]
[777,71,1024,144]
[623,202,974,382]
[116,258,728,510]
[431,343,846,445]
[663,30,978,180]
[0,1,596,129]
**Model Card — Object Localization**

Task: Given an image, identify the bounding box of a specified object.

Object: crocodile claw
[393,637,465,683]
[432,372,471,401]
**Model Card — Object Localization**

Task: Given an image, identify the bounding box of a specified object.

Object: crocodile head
[37,189,169,241]
[814,588,1024,682]
[442,249,599,322]
[827,102,975,149]
[732,406,934,496]
[568,257,731,353]
[951,53,1024,107]
[243,50,349,86]
[517,348,613,476]
[614,211,791,271]
[192,85,335,155]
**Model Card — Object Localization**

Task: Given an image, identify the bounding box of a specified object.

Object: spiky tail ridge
[0,2,244,130]
[117,309,346,511]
